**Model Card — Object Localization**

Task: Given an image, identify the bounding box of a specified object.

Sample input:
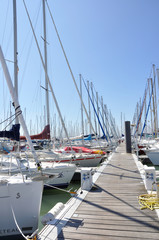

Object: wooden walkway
[39,143,159,240]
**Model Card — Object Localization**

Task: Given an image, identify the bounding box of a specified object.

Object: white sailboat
[0,46,44,240]
[143,142,159,165]
[21,149,103,167]
[0,153,76,188]
[0,0,76,190]
[0,174,43,240]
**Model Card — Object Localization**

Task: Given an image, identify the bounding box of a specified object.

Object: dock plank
[38,143,159,240]
[58,143,159,239]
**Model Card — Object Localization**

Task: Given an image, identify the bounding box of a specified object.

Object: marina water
[39,180,80,231]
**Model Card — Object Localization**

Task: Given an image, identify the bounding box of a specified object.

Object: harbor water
[39,180,80,231]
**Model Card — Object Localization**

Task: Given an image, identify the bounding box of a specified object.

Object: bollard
[81,168,92,191]
[156,176,159,198]
[144,165,156,191]
[157,183,159,198]
[125,121,131,153]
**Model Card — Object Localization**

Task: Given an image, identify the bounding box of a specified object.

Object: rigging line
[2,110,22,131]
[21,14,42,101]
[91,84,117,139]
[140,82,153,139]
[11,203,28,240]
[149,65,153,79]
[82,76,112,141]
[0,110,21,126]
[46,1,99,144]
[19,0,42,97]
[1,0,9,45]
[23,0,73,149]
[82,76,108,142]
[10,198,39,240]
[44,183,77,195]
[109,110,118,139]
[5,25,13,57]
[134,81,149,136]
[89,81,106,114]
[7,183,28,240]
[91,82,103,107]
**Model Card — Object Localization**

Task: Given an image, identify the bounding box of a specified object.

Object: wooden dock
[38,143,159,240]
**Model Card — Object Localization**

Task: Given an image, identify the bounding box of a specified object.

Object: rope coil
[138,193,159,210]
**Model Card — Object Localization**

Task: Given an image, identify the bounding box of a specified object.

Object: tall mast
[148,79,153,136]
[153,64,158,137]
[42,0,50,133]
[104,104,109,137]
[121,112,122,136]
[79,74,84,142]
[91,82,97,135]
[13,0,19,124]
[156,68,159,134]
[0,46,40,165]
[96,92,100,136]
[101,96,105,133]
[87,80,91,134]
[150,77,156,138]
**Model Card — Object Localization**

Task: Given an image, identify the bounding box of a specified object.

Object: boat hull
[0,157,76,188]
[21,150,104,167]
[145,150,159,165]
[43,163,76,187]
[40,153,103,167]
[68,155,102,167]
[0,177,43,239]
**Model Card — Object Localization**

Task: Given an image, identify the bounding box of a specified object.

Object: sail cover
[0,124,20,141]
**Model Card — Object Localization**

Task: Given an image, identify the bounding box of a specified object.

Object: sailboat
[0,1,47,237]
[0,46,45,240]
[14,1,105,169]
[0,173,43,240]
[20,148,104,167]
[0,0,76,190]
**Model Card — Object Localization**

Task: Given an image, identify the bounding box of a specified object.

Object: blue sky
[0,0,159,136]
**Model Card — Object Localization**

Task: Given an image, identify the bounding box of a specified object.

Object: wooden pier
[38,143,159,240]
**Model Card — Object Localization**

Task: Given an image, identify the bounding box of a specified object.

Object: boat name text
[0,228,18,234]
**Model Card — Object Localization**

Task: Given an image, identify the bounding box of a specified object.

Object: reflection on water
[39,181,80,231]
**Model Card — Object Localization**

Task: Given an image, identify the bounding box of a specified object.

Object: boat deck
[38,143,159,240]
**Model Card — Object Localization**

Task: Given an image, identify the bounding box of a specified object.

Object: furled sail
[20,124,50,140]
[0,124,20,141]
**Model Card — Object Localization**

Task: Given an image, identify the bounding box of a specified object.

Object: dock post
[125,121,132,153]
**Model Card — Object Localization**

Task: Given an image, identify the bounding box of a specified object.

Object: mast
[13,0,19,124]
[101,96,105,134]
[79,74,84,143]
[23,0,73,146]
[0,46,40,166]
[87,80,91,134]
[156,68,159,134]
[91,82,97,135]
[153,64,158,137]
[148,78,153,136]
[42,0,50,138]
[96,92,100,137]
[144,93,147,134]
[150,77,156,138]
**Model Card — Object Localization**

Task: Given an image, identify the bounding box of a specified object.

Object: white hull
[0,157,76,188]
[40,155,102,167]
[23,150,103,167]
[145,150,159,165]
[43,163,76,187]
[65,155,102,167]
[0,175,43,239]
